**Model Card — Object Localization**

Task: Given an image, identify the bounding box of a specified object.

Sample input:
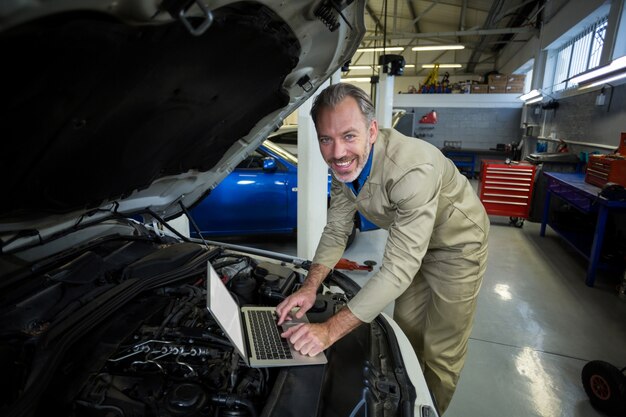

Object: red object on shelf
[334,258,373,271]
[418,110,437,124]
[478,160,536,219]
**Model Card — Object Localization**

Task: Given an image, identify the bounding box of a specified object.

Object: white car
[0,1,438,416]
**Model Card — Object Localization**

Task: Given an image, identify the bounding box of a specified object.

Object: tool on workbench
[334,258,377,271]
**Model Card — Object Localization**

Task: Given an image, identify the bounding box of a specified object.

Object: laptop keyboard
[248,310,293,360]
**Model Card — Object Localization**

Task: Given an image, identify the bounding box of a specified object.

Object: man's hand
[282,307,364,357]
[281,323,330,357]
[275,287,316,325]
[276,263,331,325]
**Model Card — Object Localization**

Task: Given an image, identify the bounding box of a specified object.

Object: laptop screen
[207,262,247,360]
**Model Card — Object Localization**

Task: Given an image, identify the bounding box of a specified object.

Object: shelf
[394,93,524,109]
[548,221,625,273]
[540,172,626,286]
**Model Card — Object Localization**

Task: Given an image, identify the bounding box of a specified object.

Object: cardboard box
[488,85,506,93]
[487,74,508,84]
[470,84,489,94]
[505,82,525,93]
[506,74,526,83]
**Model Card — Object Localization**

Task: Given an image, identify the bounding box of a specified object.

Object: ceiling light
[344,65,373,70]
[422,64,462,68]
[356,46,404,53]
[344,64,416,71]
[412,45,465,51]
[518,89,541,101]
[569,55,626,85]
[341,77,372,82]
[525,95,544,104]
[578,71,626,89]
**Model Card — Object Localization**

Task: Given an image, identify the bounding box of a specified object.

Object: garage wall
[524,83,626,154]
[398,106,524,150]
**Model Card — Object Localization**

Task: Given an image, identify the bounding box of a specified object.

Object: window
[550,16,608,92]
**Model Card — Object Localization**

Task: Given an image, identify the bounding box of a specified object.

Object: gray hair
[310,83,376,127]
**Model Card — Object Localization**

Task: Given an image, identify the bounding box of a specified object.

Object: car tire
[581,360,626,416]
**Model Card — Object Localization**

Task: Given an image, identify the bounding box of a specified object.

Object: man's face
[315,96,378,183]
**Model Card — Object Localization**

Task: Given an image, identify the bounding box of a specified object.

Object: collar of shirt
[348,145,374,196]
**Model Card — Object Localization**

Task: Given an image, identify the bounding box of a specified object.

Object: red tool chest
[584,154,626,187]
[584,132,626,187]
[479,160,536,223]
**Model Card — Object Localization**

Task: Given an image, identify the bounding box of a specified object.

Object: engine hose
[211,394,258,417]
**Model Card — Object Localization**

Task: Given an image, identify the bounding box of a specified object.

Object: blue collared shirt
[348,145,374,196]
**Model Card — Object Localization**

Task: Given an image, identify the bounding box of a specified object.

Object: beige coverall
[312,128,490,414]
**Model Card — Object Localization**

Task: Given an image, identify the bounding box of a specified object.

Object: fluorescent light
[412,45,465,51]
[519,89,541,101]
[570,55,626,85]
[356,46,404,53]
[341,77,372,82]
[422,64,462,68]
[344,64,415,70]
[525,95,544,104]
[344,65,373,70]
[578,71,626,89]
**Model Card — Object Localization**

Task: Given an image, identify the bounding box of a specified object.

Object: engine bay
[0,233,410,417]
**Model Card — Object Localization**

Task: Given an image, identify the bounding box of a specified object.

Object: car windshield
[264,139,298,165]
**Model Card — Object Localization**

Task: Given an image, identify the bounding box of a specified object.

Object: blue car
[189,140,377,238]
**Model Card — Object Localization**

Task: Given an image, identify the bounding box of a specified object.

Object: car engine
[72,254,333,417]
[0,237,351,417]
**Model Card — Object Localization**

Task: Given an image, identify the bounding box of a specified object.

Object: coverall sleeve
[347,164,442,323]
[312,177,357,270]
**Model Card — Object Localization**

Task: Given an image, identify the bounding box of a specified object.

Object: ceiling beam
[362,26,536,41]
[466,0,505,73]
[406,0,421,33]
[459,0,467,31]
[365,3,385,34]
[412,0,441,25]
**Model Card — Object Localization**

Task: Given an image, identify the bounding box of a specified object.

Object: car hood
[0,0,365,251]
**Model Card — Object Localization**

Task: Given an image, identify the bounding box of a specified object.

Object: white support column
[296,79,331,260]
[375,72,394,128]
[603,0,626,61]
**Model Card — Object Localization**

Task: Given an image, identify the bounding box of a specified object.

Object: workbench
[540,172,626,286]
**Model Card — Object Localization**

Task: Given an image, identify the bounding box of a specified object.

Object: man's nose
[332,140,346,159]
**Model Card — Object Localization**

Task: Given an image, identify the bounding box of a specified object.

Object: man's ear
[369,119,379,144]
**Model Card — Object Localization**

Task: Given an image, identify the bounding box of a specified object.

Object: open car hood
[0,0,365,251]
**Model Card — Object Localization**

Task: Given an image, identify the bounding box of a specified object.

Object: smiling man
[276,83,490,414]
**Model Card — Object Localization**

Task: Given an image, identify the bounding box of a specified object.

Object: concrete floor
[231,211,626,417]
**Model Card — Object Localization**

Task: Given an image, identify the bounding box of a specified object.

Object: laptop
[206,261,328,367]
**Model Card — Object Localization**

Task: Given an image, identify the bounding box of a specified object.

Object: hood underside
[1,3,299,218]
[0,0,366,239]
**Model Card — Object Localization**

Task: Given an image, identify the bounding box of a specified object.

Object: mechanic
[276,82,489,414]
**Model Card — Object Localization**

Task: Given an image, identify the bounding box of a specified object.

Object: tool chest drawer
[479,161,536,218]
